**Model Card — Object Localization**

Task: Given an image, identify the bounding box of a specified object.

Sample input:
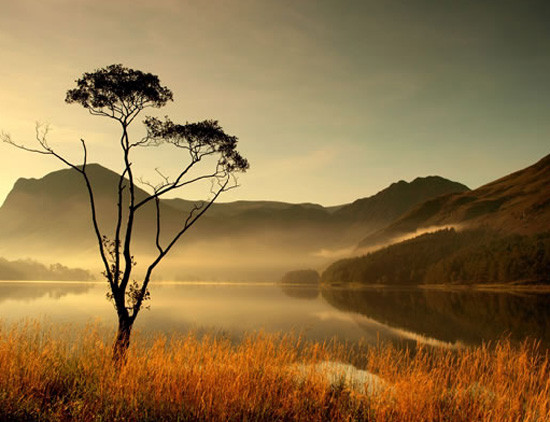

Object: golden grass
[0,320,548,421]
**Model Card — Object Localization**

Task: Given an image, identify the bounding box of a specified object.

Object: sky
[0,0,549,206]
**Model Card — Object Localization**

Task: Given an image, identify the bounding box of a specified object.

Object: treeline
[280,269,320,284]
[0,258,94,281]
[322,229,550,285]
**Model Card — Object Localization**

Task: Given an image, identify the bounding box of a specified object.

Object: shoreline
[321,282,550,293]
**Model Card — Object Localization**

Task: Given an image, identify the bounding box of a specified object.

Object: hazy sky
[0,0,549,206]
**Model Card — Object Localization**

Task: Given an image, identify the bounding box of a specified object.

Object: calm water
[1,281,550,348]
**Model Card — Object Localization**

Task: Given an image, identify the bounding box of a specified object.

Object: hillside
[323,229,550,286]
[358,153,550,249]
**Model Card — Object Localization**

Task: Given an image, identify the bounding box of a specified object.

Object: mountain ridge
[333,175,469,225]
[358,153,550,249]
[0,163,470,280]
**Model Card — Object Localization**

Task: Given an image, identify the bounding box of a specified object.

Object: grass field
[0,320,548,421]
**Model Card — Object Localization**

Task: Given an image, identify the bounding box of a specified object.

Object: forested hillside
[323,229,550,285]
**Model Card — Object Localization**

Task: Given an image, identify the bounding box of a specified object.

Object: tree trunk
[113,316,133,363]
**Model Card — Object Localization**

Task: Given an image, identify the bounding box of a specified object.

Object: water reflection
[0,281,93,304]
[279,284,320,300]
[0,281,548,349]
[321,287,550,347]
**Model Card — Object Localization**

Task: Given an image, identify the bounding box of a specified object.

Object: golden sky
[1,0,549,206]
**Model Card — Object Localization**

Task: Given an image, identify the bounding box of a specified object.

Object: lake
[1,281,550,349]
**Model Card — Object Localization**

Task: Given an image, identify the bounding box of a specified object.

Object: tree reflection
[279,284,320,300]
[0,282,93,304]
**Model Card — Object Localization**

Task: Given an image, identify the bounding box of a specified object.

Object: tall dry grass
[0,320,548,421]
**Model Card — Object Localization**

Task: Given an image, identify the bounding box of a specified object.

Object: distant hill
[0,257,93,281]
[358,153,550,249]
[166,198,326,218]
[0,164,468,281]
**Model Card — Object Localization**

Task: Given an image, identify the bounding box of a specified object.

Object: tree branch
[130,177,231,321]
[133,165,223,211]
[137,176,165,255]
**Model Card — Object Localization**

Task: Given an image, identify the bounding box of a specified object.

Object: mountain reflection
[321,287,550,347]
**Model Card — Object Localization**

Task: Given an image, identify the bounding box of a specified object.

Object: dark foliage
[65,64,173,115]
[280,269,320,285]
[144,117,249,172]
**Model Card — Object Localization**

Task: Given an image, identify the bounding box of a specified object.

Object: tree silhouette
[1,64,249,360]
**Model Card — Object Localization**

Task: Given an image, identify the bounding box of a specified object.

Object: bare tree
[1,64,248,360]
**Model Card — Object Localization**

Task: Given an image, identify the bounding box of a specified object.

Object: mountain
[0,164,468,281]
[169,175,468,235]
[333,176,469,225]
[325,176,470,245]
[0,164,339,279]
[0,164,175,253]
[358,153,550,249]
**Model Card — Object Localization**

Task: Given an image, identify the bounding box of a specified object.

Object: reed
[0,320,548,421]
